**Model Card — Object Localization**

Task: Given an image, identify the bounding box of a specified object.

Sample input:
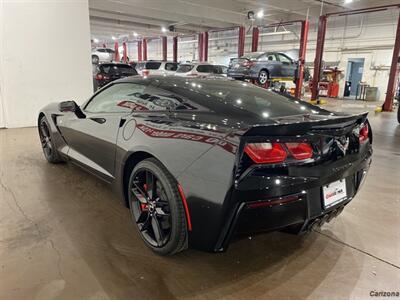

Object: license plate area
[322,179,347,209]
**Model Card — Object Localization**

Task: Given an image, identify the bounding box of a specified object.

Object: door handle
[89,117,106,124]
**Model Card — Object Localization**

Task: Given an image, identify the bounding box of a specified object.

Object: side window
[97,49,106,53]
[258,53,276,61]
[165,63,178,71]
[277,54,292,64]
[84,83,193,113]
[85,83,148,113]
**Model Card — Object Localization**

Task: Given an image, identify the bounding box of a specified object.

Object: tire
[128,158,188,255]
[257,69,269,85]
[38,116,63,163]
[92,55,99,64]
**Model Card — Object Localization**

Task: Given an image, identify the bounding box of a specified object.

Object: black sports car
[38,76,372,255]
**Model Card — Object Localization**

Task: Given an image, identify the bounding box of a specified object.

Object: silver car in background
[91,48,115,64]
[175,63,228,77]
[135,61,179,76]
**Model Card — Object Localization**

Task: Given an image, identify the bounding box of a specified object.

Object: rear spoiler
[243,112,368,137]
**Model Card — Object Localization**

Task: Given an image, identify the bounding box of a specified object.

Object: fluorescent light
[256,9,264,19]
[112,36,117,40]
[133,32,138,37]
[262,30,292,36]
[345,0,353,3]
[161,26,167,33]
[93,38,99,43]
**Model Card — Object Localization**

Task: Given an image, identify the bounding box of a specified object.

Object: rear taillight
[244,143,287,164]
[244,142,313,164]
[243,61,255,68]
[286,143,313,160]
[142,70,150,76]
[95,74,103,80]
[359,122,369,143]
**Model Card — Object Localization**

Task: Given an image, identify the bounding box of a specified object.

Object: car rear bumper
[212,149,372,252]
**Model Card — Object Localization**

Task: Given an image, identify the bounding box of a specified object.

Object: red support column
[173,36,178,63]
[142,38,147,61]
[383,12,400,111]
[137,40,143,61]
[238,26,245,57]
[162,36,167,61]
[198,33,204,62]
[114,41,120,62]
[295,20,310,99]
[203,32,209,62]
[251,26,259,52]
[311,15,327,101]
[122,42,128,63]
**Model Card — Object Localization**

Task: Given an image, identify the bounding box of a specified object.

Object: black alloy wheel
[38,116,62,163]
[128,158,187,255]
[258,70,269,85]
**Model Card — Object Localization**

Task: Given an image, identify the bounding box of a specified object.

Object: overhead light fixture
[93,38,99,43]
[112,36,117,40]
[256,9,264,19]
[263,30,292,36]
[133,32,138,37]
[161,26,167,33]
[344,0,353,3]
[247,11,255,20]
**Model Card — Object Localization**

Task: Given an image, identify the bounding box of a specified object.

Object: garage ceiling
[89,0,400,41]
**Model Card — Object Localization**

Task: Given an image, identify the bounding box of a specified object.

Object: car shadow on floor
[38,161,362,300]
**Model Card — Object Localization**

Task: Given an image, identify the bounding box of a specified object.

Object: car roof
[139,60,177,63]
[112,75,331,127]
[99,62,131,66]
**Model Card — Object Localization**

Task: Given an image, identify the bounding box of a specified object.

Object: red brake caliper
[140,184,149,211]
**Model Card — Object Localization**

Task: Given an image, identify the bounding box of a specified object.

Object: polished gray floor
[1,101,399,300]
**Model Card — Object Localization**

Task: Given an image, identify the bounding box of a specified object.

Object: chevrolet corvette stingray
[38,76,372,255]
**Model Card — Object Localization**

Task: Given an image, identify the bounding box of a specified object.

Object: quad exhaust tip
[307,205,345,232]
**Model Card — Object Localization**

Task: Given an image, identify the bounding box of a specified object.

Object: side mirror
[59,101,86,119]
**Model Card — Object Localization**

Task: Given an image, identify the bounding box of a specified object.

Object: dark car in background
[228,52,297,84]
[38,76,372,255]
[95,63,138,88]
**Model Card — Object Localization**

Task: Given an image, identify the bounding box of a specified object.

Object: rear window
[105,49,115,53]
[196,65,215,73]
[165,63,178,71]
[157,79,324,118]
[144,62,162,69]
[176,64,194,73]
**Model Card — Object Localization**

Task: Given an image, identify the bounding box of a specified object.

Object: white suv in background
[91,48,115,64]
[175,63,227,77]
[135,61,179,76]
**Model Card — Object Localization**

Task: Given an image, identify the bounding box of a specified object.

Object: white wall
[0,0,93,128]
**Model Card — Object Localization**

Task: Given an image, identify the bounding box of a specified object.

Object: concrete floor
[1,101,399,300]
